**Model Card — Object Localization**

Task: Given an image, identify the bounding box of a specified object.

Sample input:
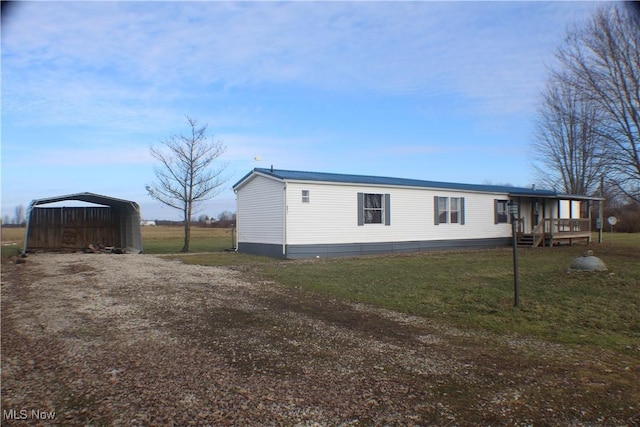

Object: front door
[531,199,540,232]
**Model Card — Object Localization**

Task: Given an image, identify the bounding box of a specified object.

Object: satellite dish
[607,216,618,226]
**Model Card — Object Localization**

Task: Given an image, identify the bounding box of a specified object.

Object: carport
[23,192,143,254]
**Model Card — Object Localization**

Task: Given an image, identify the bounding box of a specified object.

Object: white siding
[236,175,284,245]
[285,182,512,245]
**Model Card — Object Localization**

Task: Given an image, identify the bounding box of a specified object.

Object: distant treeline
[153,219,235,228]
[594,202,640,233]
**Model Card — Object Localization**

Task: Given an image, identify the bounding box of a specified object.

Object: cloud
[4,143,153,169]
[2,1,603,129]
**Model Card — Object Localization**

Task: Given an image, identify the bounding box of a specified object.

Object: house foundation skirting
[238,237,512,259]
[237,242,287,258]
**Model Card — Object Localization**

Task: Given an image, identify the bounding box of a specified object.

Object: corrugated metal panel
[26,207,116,250]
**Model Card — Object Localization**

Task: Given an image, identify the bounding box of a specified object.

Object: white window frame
[302,190,310,203]
[435,196,464,225]
[364,193,384,224]
[495,200,509,224]
[437,196,449,224]
[450,197,461,224]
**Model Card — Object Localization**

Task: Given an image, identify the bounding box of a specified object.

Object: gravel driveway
[2,253,637,426]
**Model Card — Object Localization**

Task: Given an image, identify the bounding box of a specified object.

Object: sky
[1,1,606,221]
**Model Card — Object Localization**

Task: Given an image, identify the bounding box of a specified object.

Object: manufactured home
[233,168,600,259]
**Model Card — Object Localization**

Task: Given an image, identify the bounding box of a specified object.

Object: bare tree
[217,210,235,222]
[146,117,227,252]
[14,205,25,225]
[532,74,607,195]
[554,4,640,202]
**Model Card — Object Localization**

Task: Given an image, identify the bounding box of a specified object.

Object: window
[450,197,461,224]
[364,193,383,224]
[357,192,390,226]
[435,196,465,225]
[495,199,509,223]
[437,196,449,224]
[302,190,310,203]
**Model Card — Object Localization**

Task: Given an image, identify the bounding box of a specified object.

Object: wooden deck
[517,218,591,247]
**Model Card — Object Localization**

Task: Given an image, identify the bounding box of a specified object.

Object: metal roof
[29,192,140,209]
[234,168,567,197]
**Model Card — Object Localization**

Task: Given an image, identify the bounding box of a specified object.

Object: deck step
[517,234,534,246]
[518,234,555,247]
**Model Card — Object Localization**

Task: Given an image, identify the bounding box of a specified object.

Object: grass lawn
[251,235,639,354]
[0,227,25,258]
[141,225,236,254]
[161,230,638,355]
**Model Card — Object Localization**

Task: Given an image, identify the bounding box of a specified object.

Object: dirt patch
[2,253,638,426]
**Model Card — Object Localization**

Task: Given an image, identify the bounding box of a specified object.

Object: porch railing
[547,218,591,235]
[531,221,546,247]
[516,218,591,247]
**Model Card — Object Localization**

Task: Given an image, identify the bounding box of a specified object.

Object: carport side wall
[113,204,142,253]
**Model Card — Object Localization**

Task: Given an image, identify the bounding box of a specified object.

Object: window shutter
[384,193,391,226]
[434,196,440,225]
[460,197,465,225]
[357,192,364,226]
[494,199,498,224]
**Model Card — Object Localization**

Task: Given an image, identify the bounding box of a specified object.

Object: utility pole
[508,201,519,307]
[598,176,604,243]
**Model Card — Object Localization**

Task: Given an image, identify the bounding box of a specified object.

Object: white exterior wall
[236,175,285,245]
[285,181,512,245]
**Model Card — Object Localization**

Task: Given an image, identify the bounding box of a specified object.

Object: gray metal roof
[234,168,568,197]
[29,192,140,209]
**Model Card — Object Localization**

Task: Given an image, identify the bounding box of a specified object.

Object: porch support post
[541,198,546,247]
[587,200,592,243]
[599,176,604,243]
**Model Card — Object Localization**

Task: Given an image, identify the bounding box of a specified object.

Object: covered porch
[509,193,601,247]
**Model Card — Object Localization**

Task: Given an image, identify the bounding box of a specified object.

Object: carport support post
[508,201,519,307]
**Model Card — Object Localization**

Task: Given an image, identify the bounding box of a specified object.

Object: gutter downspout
[283,184,287,257]
[233,189,239,252]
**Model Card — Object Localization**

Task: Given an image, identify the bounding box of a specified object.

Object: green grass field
[254,238,639,354]
[141,225,236,253]
[168,230,638,355]
[3,226,639,354]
